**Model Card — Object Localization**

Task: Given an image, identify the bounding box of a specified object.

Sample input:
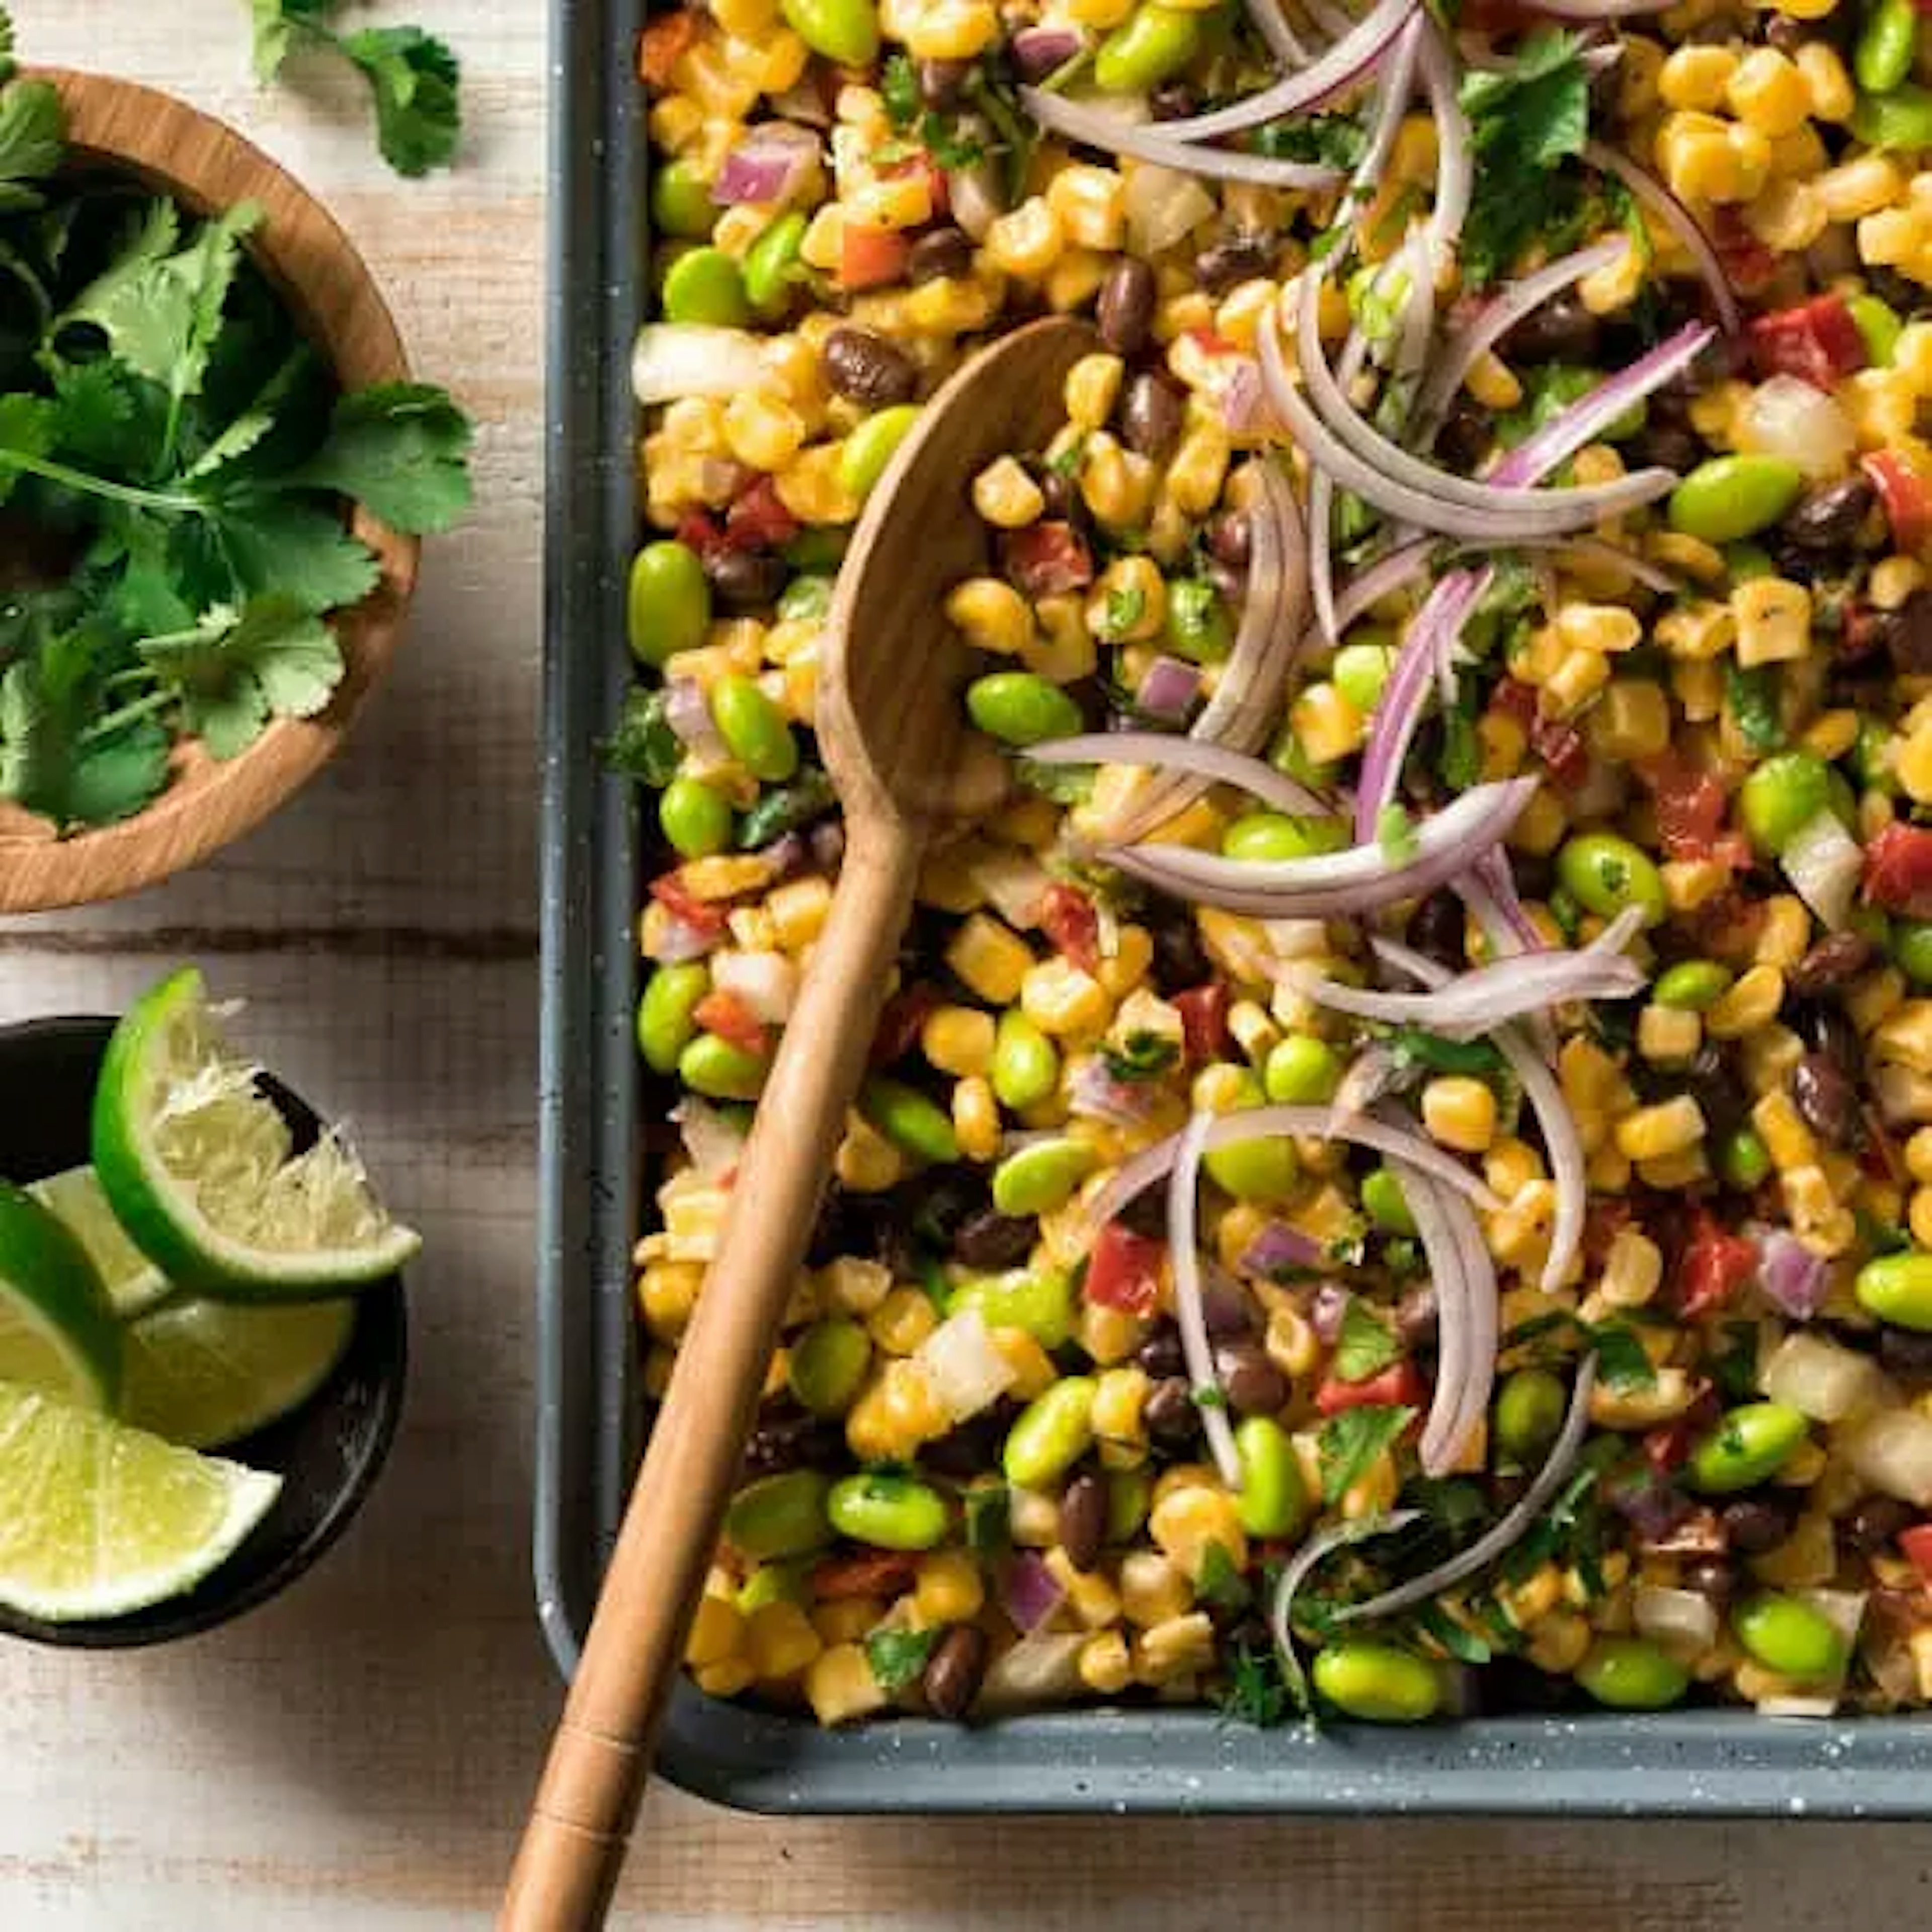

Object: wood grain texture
[3,5,1930,1930]
[0,70,418,915]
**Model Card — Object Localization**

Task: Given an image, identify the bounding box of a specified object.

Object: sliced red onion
[1335,1355,1598,1624]
[1332,1041,1406,1117]
[1170,1111,1243,1489]
[948,164,1004,243]
[1310,1280,1352,1340]
[1465,847,1545,953]
[1416,21,1470,290]
[1000,1550,1067,1633]
[1030,732,1328,818]
[1401,1162,1492,1476]
[1532,2,1677,24]
[1137,656,1204,724]
[712,123,819,205]
[643,913,721,963]
[1309,332,1370,645]
[1244,0,1314,66]
[1082,1103,1501,1240]
[1242,1219,1327,1278]
[1010,23,1086,78]
[1582,141,1741,337]
[633,323,772,405]
[1758,1228,1830,1321]
[1782,808,1864,932]
[1270,1509,1423,1707]
[665,676,726,759]
[1220,357,1281,437]
[1017,88,1346,188]
[1108,776,1536,920]
[1070,1056,1162,1128]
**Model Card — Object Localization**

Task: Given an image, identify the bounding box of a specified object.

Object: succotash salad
[628,0,1932,1730]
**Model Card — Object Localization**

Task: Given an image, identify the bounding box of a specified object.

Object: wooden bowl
[0,72,420,915]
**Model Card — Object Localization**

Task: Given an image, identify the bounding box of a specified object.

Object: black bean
[1684,1558,1735,1605]
[1195,231,1274,295]
[922,1409,1010,1479]
[1207,511,1252,571]
[1787,931,1878,999]
[1119,371,1185,462]
[1434,398,1491,474]
[906,226,974,286]
[1633,421,1704,474]
[1880,1326,1932,1378]
[1149,80,1198,119]
[1843,1495,1915,1554]
[1500,294,1601,364]
[1883,589,1932,674]
[741,1407,842,1478]
[918,58,970,107]
[705,546,788,608]
[1395,1283,1439,1347]
[1684,1042,1745,1147]
[1149,909,1211,992]
[1136,1319,1186,1379]
[952,1209,1038,1270]
[1215,1341,1289,1418]
[1145,1376,1203,1446]
[921,1624,989,1720]
[1096,256,1157,356]
[1784,475,1876,554]
[1059,1471,1108,1572]
[1202,1276,1256,1340]
[1407,889,1467,971]
[1795,1000,1862,1074]
[1763,11,1809,52]
[822,326,920,407]
[1116,1188,1170,1243]
[1720,1494,1796,1556]
[1791,1051,1859,1146]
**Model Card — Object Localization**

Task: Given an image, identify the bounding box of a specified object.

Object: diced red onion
[712,123,819,205]
[1530,0,1673,14]
[632,323,771,404]
[1018,88,1346,188]
[1336,1355,1597,1623]
[978,1630,1088,1708]
[709,949,799,1026]
[1030,732,1328,818]
[1010,23,1086,78]
[1244,1221,1328,1279]
[1000,1549,1068,1633]
[643,913,720,963]
[1309,1280,1352,1341]
[1135,655,1205,723]
[665,677,726,759]
[1220,357,1282,437]
[1170,1111,1244,1489]
[1782,808,1864,932]
[1740,373,1857,472]
[1070,1056,1162,1128]
[1270,1509,1423,1706]
[1757,1228,1831,1322]
[1582,140,1742,337]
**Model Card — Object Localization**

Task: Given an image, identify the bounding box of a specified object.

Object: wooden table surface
[2,4,1928,1926]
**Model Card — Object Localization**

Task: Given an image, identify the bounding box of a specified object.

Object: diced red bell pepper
[1084,1223,1166,1317]
[839,223,910,292]
[723,474,800,552]
[1039,882,1101,974]
[1315,1361,1425,1417]
[1711,207,1777,296]
[1173,984,1231,1065]
[1001,521,1094,598]
[1865,821,1932,920]
[1865,449,1932,554]
[1749,294,1867,391]
[1491,677,1537,729]
[812,1551,919,1599]
[1529,711,1589,790]
[693,989,770,1057]
[1680,885,1768,961]
[1898,1523,1932,1584]
[1675,1210,1759,1319]
[675,508,728,562]
[1185,325,1240,359]
[638,9,700,84]
[651,872,731,936]
[1642,753,1751,869]
[879,149,948,218]
[870,982,941,1067]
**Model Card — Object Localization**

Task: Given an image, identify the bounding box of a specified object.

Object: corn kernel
[1638,1002,1703,1066]
[1118,1550,1192,1627]
[947,913,1034,1004]
[1659,46,1738,112]
[972,456,1045,530]
[1733,576,1812,667]
[914,1551,986,1626]
[1021,957,1110,1038]
[1615,1095,1708,1161]
[1422,1076,1499,1153]
[1078,1628,1135,1695]
[1586,679,1673,761]
[804,1643,891,1725]
[1149,1486,1248,1583]
[1706,963,1786,1038]
[1291,680,1366,763]
[953,1076,1001,1163]
[1046,164,1128,252]
[746,1600,824,1680]
[984,197,1063,279]
[1727,47,1810,136]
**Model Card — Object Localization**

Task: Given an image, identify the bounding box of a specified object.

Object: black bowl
[0,1016,408,1647]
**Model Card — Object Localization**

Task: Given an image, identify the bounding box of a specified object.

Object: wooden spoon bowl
[0,71,419,915]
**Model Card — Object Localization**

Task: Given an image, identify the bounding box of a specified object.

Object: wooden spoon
[501,314,1096,1930]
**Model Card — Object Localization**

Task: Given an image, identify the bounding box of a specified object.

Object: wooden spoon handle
[502,815,925,1932]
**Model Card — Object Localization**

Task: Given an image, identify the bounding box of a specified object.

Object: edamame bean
[1201,1074,1298,1201]
[1003,1377,1098,1488]
[967,671,1084,747]
[839,404,921,500]
[1222,813,1348,862]
[1361,1166,1416,1235]
[651,158,716,239]
[1311,1641,1441,1723]
[743,209,809,317]
[726,1470,832,1558]
[1333,640,1395,712]
[778,573,834,624]
[660,775,733,858]
[827,1472,950,1551]
[1494,1367,1566,1464]
[1724,541,1775,582]
[1166,578,1233,662]
[992,1011,1060,1110]
[1895,920,1932,988]
[992,1138,1099,1216]
[1850,292,1904,366]
[1653,960,1733,1012]
[779,0,880,63]
[637,961,710,1074]
[1686,1401,1810,1494]
[1235,1415,1311,1538]
[1667,454,1805,544]
[1574,1635,1690,1710]
[1734,1593,1848,1680]
[711,674,800,782]
[950,1269,1076,1348]
[1739,750,1831,856]
[1263,1034,1343,1105]
[1856,1251,1932,1331]
[1555,830,1667,927]
[1107,1467,1153,1542]
[1858,0,1918,94]
[628,539,710,666]
[788,1319,873,1418]
[1852,82,1932,146]
[1094,3,1201,92]
[737,1556,814,1612]
[663,245,751,327]
[680,1032,768,1101]
[861,1076,959,1164]
[1721,1126,1772,1190]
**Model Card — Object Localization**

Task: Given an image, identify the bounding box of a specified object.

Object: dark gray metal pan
[537,0,1932,1813]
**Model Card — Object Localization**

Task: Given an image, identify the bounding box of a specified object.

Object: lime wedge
[28,1166,172,1319]
[0,1381,280,1621]
[120,1296,356,1450]
[0,1181,121,1411]
[92,968,422,1301]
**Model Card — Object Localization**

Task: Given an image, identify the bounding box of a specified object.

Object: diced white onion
[1844,1408,1932,1507]
[1738,375,1857,479]
[1782,809,1864,932]
[1760,1331,1879,1423]
[919,1308,1019,1423]
[708,950,798,1025]
[1634,1584,1718,1657]
[976,1631,1089,1709]
[633,323,772,403]
[969,848,1049,930]
[1123,162,1218,258]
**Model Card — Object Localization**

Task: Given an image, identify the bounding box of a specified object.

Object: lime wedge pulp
[0,1382,281,1622]
[92,968,422,1301]
[0,1181,121,1411]
[27,1166,172,1319]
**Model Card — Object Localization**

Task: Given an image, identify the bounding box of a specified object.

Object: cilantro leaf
[286,381,474,534]
[863,1626,939,1696]
[0,76,64,211]
[64,718,174,825]
[1316,1404,1415,1503]
[0,629,170,829]
[1726,660,1785,754]
[207,496,382,613]
[880,53,921,130]
[250,0,338,80]
[1587,1320,1657,1393]
[963,1482,1010,1555]
[339,28,463,179]
[604,686,683,786]
[0,7,15,87]
[1249,112,1364,170]
[137,596,342,761]
[1334,1298,1400,1384]
[1388,1027,1505,1077]
[0,389,54,506]
[1101,1030,1180,1083]
[1217,1637,1291,1727]
[1197,1541,1253,1612]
